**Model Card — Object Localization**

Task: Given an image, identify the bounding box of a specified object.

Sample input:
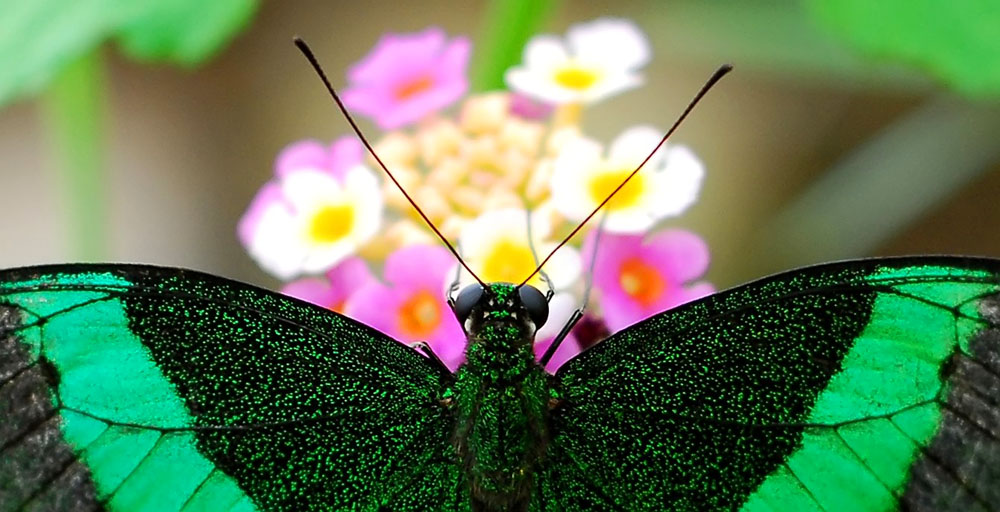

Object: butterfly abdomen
[452,307,551,512]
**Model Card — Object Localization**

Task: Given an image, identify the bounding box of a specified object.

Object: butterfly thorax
[451,283,552,512]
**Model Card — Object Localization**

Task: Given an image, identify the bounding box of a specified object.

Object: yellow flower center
[481,238,535,284]
[588,168,645,211]
[394,74,435,100]
[308,203,355,243]
[398,289,441,337]
[554,66,600,90]
[619,257,664,306]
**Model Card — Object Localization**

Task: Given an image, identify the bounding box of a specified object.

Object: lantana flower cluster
[239,19,714,372]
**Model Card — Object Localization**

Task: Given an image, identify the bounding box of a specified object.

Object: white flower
[505,18,650,104]
[456,208,581,290]
[550,125,704,233]
[243,166,383,279]
[535,291,578,341]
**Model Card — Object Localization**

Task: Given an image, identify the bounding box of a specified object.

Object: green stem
[471,0,560,92]
[41,49,107,261]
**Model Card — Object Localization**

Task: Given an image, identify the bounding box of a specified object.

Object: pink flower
[509,92,553,120]
[273,137,364,181]
[343,28,471,130]
[345,245,466,371]
[584,229,715,332]
[281,257,375,313]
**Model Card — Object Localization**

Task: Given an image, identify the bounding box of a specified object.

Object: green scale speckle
[453,283,551,511]
[3,258,1000,511]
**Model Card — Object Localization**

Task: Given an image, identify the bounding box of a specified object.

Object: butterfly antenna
[518,63,733,288]
[294,37,486,287]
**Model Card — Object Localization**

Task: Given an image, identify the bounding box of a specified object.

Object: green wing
[0,264,463,511]
[538,257,1000,511]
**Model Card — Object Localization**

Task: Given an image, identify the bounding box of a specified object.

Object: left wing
[536,257,1000,511]
[0,264,464,511]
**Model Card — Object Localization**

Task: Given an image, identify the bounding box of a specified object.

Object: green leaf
[0,0,259,107]
[806,0,1000,98]
[114,0,259,65]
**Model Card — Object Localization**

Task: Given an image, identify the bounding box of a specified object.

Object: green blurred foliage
[807,0,1000,98]
[0,0,259,107]
[471,0,559,92]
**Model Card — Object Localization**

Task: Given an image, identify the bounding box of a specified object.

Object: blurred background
[2,0,999,292]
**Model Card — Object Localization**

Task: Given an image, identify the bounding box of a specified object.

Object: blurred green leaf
[806,0,1000,97]
[471,0,559,92]
[0,0,259,107]
[115,0,258,64]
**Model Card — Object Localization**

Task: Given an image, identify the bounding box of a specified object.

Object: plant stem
[471,0,560,93]
[41,49,107,261]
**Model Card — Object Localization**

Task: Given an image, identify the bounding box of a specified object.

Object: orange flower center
[394,74,435,100]
[619,257,664,306]
[588,168,644,211]
[308,203,354,243]
[482,239,535,284]
[328,300,346,315]
[398,289,442,337]
[554,66,599,90]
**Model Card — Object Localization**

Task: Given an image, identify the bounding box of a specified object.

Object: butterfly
[3,41,999,512]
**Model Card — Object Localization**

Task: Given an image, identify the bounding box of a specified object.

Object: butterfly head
[453,282,549,338]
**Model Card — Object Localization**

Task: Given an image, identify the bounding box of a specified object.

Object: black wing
[0,264,465,511]
[537,257,1000,511]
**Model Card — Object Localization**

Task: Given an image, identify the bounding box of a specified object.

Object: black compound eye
[519,285,549,329]
[454,284,484,323]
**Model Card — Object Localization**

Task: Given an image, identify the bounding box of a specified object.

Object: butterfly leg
[538,308,584,367]
[410,341,452,374]
[538,219,606,367]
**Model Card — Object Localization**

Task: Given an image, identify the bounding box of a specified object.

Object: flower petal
[607,125,663,165]
[647,145,704,218]
[384,245,456,289]
[568,18,650,71]
[275,140,328,179]
[522,35,569,69]
[282,277,335,307]
[247,204,308,280]
[535,292,578,341]
[680,281,716,304]
[328,137,365,179]
[344,28,469,129]
[506,19,649,104]
[238,182,284,247]
[325,256,375,294]
[280,170,345,210]
[644,229,711,282]
[349,28,446,83]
